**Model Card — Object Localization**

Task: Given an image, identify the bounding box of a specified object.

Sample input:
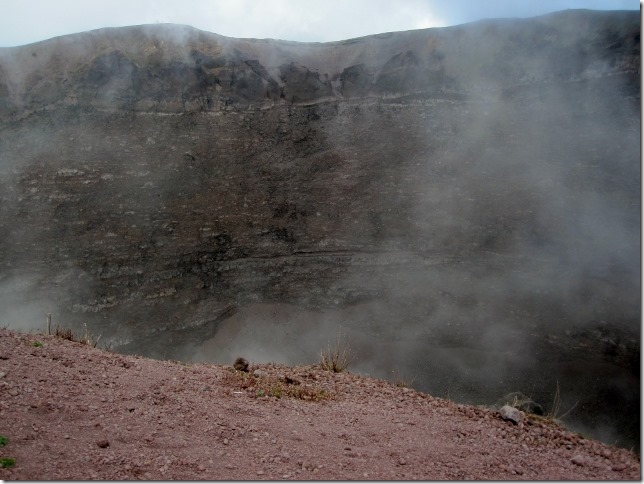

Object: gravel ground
[0,328,639,480]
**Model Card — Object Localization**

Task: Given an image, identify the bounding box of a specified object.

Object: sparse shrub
[497,391,544,416]
[222,366,332,401]
[32,341,43,347]
[320,331,352,373]
[53,323,101,347]
[548,380,561,419]
[271,386,283,398]
[54,326,75,341]
[391,369,416,388]
[527,381,578,429]
[80,322,101,347]
[0,436,7,446]
[547,380,578,421]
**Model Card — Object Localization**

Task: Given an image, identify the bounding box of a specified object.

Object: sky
[0,0,640,47]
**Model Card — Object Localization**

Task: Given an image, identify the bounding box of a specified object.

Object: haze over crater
[0,9,639,448]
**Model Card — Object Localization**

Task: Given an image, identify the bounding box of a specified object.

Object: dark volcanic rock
[0,10,639,449]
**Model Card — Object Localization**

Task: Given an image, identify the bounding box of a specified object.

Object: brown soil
[0,328,639,480]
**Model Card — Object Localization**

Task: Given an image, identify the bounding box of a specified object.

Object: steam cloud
[0,10,639,448]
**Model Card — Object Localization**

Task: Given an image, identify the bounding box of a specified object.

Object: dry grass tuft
[52,322,101,348]
[320,331,352,373]
[391,369,416,388]
[541,380,578,423]
[53,325,75,341]
[222,368,333,402]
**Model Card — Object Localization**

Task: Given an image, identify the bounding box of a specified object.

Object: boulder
[233,357,250,372]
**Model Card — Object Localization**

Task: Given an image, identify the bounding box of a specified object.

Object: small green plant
[32,341,43,347]
[256,389,266,397]
[0,435,8,446]
[320,330,353,373]
[271,386,283,398]
[0,457,15,468]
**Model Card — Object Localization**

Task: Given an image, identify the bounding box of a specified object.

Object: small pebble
[571,455,585,466]
[499,405,522,424]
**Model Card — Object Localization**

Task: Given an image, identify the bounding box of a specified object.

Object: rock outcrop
[0,10,639,448]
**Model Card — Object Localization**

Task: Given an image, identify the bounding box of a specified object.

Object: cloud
[151,0,448,42]
[426,0,640,25]
[0,0,428,46]
[0,0,638,46]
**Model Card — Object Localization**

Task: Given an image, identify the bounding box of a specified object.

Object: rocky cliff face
[0,10,640,447]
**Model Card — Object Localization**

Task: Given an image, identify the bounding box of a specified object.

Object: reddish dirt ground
[0,328,639,480]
